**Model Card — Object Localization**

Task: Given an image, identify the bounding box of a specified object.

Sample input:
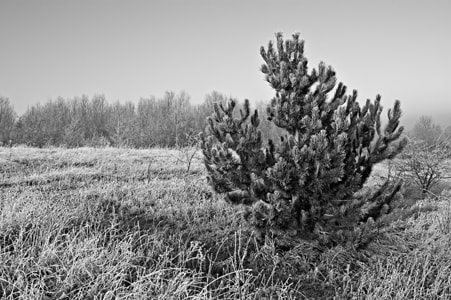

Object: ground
[1,146,451,299]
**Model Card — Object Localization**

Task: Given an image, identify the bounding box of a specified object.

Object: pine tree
[201,33,407,248]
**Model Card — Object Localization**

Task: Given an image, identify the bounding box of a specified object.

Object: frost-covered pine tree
[201,33,407,248]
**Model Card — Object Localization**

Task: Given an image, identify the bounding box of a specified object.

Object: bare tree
[0,97,16,145]
[395,137,451,197]
[173,91,191,147]
[411,115,444,146]
[174,131,202,173]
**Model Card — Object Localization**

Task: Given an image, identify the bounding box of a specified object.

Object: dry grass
[1,146,451,299]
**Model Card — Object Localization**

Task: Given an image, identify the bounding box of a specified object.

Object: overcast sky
[0,0,450,126]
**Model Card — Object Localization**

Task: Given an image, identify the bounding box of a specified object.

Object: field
[1,146,451,299]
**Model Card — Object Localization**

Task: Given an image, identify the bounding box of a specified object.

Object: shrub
[201,33,407,248]
[394,137,450,198]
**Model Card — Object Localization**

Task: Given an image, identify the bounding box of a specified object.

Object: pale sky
[0,0,450,127]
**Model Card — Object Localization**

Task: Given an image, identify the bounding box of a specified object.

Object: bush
[394,137,450,198]
[201,33,407,248]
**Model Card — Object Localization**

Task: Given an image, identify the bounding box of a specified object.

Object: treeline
[3,91,449,149]
[0,91,282,148]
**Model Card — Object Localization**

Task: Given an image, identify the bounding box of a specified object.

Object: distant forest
[1,91,451,149]
[0,91,283,148]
